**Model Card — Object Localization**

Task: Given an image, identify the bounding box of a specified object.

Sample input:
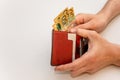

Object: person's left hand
[55,29,119,77]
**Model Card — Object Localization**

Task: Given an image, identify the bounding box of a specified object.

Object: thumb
[78,21,94,30]
[76,29,98,42]
[76,29,90,39]
[70,21,95,33]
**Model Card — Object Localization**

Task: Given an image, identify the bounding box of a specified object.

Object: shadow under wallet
[51,30,88,66]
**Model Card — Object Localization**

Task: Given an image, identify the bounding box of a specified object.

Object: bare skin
[68,0,120,33]
[55,29,120,77]
[55,0,120,77]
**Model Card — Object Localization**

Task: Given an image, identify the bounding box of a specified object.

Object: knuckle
[71,63,78,69]
[69,63,76,69]
[70,71,78,78]
[89,30,98,37]
[91,30,97,35]
[86,66,97,74]
[92,21,97,27]
[62,66,67,70]
[87,68,95,74]
[88,21,97,30]
[86,65,94,72]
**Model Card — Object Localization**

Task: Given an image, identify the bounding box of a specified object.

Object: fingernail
[70,28,77,33]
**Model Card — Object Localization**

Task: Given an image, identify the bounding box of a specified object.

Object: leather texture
[51,30,81,66]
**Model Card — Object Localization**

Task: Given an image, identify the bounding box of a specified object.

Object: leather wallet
[51,30,88,66]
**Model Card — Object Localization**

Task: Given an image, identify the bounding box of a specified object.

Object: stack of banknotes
[53,7,75,31]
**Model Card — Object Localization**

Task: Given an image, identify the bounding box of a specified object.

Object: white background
[0,0,120,80]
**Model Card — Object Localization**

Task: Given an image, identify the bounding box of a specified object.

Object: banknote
[53,7,75,31]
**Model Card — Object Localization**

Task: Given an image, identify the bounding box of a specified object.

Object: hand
[68,13,108,33]
[55,29,120,77]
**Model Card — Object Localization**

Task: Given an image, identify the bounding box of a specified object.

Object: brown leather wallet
[51,30,88,66]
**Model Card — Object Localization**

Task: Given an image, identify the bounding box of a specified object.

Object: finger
[67,23,77,32]
[70,14,85,25]
[78,21,96,30]
[55,63,75,71]
[72,51,92,71]
[70,19,96,33]
[68,13,88,30]
[68,26,78,33]
[71,52,93,77]
[74,16,84,25]
[71,67,87,77]
[69,14,94,32]
[74,13,94,24]
[76,29,90,39]
[68,20,82,33]
[69,21,93,33]
[77,28,99,42]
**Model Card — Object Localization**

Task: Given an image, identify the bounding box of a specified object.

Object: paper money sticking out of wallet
[51,7,88,66]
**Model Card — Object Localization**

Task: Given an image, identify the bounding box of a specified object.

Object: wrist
[97,11,111,26]
[97,0,120,26]
[109,43,120,66]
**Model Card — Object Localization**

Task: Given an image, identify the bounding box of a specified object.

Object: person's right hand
[55,29,120,77]
[68,13,109,33]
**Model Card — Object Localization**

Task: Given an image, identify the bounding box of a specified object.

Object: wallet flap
[51,30,73,66]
